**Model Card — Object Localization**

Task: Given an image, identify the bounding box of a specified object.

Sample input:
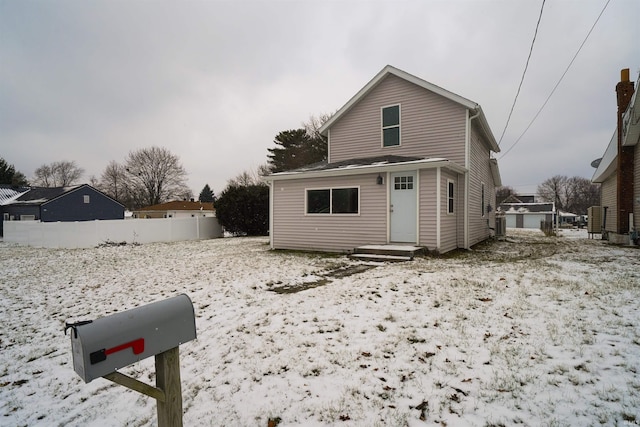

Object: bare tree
[124,146,191,207]
[537,175,599,214]
[496,186,517,204]
[98,161,130,202]
[226,164,269,188]
[32,160,84,187]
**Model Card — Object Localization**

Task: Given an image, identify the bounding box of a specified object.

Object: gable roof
[6,184,125,208]
[318,65,500,152]
[0,185,30,205]
[136,200,215,212]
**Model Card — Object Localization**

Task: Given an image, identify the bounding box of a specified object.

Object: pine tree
[267,128,327,173]
[199,184,215,203]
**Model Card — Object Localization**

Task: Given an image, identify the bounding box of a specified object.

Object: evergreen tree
[199,184,215,203]
[215,184,269,236]
[0,157,29,186]
[267,128,327,173]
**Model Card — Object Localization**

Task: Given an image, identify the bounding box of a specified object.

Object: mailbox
[67,294,196,383]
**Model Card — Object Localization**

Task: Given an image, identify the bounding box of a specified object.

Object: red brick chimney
[616,68,635,234]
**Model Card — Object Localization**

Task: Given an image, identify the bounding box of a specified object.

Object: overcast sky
[1,0,638,197]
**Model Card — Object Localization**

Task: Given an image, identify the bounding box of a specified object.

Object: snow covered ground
[1,228,639,427]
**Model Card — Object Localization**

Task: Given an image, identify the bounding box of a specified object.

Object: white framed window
[306,187,359,215]
[381,104,400,147]
[83,195,90,204]
[447,180,455,214]
[3,213,9,221]
[393,175,414,190]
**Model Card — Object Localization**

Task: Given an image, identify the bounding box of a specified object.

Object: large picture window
[306,187,359,215]
[382,105,400,147]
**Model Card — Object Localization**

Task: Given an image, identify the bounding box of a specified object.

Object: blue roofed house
[1,184,125,235]
[265,65,501,254]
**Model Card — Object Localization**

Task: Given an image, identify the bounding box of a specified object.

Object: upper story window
[382,105,400,147]
[83,195,90,204]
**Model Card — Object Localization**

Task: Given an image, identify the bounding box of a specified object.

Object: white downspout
[436,167,441,251]
[465,108,481,249]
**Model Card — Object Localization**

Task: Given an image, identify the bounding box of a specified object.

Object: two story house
[265,65,501,254]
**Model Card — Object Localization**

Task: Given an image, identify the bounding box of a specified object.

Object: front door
[390,171,417,242]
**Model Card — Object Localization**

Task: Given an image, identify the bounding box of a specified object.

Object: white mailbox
[66,294,196,383]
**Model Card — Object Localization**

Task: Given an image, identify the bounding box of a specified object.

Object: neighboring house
[499,202,555,229]
[132,200,215,219]
[500,194,536,204]
[0,185,30,236]
[1,184,125,234]
[265,65,501,254]
[592,68,640,243]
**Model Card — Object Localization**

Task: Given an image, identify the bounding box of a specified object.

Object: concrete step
[350,253,413,262]
[351,245,426,261]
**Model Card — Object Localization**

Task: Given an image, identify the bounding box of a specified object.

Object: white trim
[415,169,420,245]
[464,109,470,249]
[304,186,361,216]
[436,167,441,250]
[327,128,331,163]
[381,103,401,148]
[386,171,390,243]
[269,182,274,249]
[266,158,466,182]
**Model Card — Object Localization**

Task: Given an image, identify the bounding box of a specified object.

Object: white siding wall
[468,124,496,246]
[271,174,387,251]
[329,75,467,165]
[601,175,617,232]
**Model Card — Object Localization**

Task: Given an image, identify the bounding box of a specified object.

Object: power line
[499,0,612,160]
[497,0,546,147]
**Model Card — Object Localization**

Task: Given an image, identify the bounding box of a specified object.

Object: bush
[215,184,269,236]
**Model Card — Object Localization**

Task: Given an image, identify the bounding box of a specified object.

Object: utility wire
[499,0,612,160]
[497,0,546,147]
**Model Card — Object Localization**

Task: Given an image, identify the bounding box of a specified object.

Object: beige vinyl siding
[418,169,437,250]
[271,174,387,251]
[457,175,466,248]
[468,126,495,246]
[329,74,467,164]
[439,169,459,253]
[601,175,617,232]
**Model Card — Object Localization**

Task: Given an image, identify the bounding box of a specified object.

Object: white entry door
[390,171,417,242]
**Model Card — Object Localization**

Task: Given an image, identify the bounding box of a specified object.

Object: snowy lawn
[1,229,639,427]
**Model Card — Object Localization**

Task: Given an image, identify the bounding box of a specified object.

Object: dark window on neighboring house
[382,105,400,147]
[306,188,359,214]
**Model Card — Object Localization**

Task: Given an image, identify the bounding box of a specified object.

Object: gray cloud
[1,0,638,197]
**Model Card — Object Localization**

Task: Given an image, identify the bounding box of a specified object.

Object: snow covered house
[132,200,215,219]
[265,65,501,254]
[1,184,124,235]
[592,68,639,244]
[499,202,555,229]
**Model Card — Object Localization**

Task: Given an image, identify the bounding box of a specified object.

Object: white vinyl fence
[3,217,223,248]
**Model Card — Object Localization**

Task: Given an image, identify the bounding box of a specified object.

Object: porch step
[351,245,426,262]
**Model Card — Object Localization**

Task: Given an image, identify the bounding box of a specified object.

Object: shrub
[215,184,269,236]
